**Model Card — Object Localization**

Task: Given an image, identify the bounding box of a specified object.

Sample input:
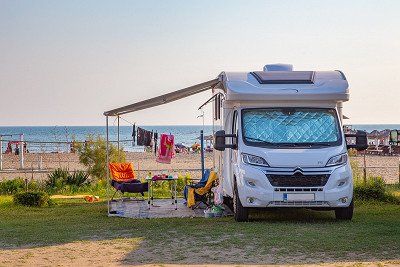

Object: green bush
[0,178,25,194]
[354,176,399,203]
[46,168,70,189]
[350,159,363,180]
[65,170,89,186]
[75,135,125,180]
[0,178,42,195]
[45,168,90,193]
[13,191,51,207]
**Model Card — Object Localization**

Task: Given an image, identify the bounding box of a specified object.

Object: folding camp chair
[109,162,148,201]
[184,170,218,209]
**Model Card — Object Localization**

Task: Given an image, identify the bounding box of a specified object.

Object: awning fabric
[104,78,220,116]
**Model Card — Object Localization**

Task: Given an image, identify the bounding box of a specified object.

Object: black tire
[335,199,354,220]
[223,196,234,212]
[233,178,249,222]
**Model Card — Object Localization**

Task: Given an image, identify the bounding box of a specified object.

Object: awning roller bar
[104,78,220,116]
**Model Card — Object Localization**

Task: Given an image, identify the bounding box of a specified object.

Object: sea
[0,124,399,153]
[0,125,215,153]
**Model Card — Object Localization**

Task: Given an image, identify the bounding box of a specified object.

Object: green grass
[1,196,399,265]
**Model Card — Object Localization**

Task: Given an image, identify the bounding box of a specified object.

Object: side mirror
[214,130,237,151]
[345,130,368,151]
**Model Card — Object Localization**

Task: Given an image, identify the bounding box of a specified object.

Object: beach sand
[0,152,213,181]
[0,153,398,184]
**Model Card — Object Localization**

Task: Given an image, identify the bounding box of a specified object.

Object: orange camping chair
[109,162,148,201]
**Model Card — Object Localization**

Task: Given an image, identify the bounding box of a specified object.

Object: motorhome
[212,64,367,221]
[103,63,368,221]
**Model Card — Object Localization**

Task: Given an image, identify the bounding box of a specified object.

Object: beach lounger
[184,169,218,209]
[109,162,148,201]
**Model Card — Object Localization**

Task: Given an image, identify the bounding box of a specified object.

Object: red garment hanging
[156,133,174,164]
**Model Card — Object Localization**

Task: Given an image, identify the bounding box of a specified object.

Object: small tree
[75,135,125,180]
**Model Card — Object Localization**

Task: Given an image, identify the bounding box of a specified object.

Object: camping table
[146,177,178,210]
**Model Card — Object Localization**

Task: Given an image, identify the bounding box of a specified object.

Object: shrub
[45,168,90,193]
[13,191,50,207]
[0,178,25,194]
[46,168,69,190]
[354,176,399,203]
[350,159,363,180]
[75,135,125,180]
[0,178,42,195]
[66,170,89,186]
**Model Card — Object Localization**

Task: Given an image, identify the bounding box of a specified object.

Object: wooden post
[363,150,367,183]
[398,160,400,185]
[117,116,120,157]
[106,116,110,215]
[0,135,2,171]
[19,134,24,169]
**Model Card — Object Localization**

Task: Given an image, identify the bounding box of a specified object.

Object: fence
[0,138,145,172]
[350,154,400,184]
[1,143,399,185]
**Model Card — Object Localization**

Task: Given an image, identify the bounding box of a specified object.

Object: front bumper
[236,163,353,208]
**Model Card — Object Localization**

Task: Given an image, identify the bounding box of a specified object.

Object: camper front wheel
[335,199,354,220]
[233,178,249,222]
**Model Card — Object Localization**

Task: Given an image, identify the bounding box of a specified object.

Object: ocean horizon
[0,124,399,153]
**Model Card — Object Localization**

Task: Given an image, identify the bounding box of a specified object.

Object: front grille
[274,187,323,192]
[266,173,330,187]
[269,201,329,207]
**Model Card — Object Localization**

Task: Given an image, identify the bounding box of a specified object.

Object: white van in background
[212,64,368,221]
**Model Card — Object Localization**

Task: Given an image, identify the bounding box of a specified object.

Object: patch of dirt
[0,238,141,266]
[0,239,399,267]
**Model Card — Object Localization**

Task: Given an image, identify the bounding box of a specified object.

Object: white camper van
[212,64,368,221]
[104,63,368,222]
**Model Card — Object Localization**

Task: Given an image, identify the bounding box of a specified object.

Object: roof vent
[263,64,293,72]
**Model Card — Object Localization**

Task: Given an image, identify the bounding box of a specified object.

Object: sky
[0,0,399,126]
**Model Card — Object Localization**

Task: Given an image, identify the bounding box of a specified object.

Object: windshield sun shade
[242,108,341,146]
[251,71,315,84]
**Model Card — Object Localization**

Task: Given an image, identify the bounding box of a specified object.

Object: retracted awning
[104,78,220,116]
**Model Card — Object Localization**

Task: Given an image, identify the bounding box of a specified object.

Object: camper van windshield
[241,108,341,148]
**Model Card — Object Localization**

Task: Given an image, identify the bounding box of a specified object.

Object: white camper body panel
[220,71,349,102]
[215,68,352,209]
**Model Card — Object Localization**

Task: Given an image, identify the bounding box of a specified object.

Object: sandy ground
[0,153,399,183]
[1,240,399,267]
[0,152,213,181]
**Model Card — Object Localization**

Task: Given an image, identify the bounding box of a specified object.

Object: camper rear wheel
[233,178,249,222]
[335,199,354,220]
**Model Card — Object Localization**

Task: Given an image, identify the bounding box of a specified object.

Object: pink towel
[156,134,174,164]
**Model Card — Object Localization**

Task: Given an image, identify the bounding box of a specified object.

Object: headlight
[241,153,269,167]
[326,153,348,167]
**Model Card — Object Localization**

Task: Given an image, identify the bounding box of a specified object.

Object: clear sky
[0,0,399,126]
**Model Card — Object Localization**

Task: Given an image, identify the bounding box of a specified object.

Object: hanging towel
[153,132,158,155]
[137,127,145,146]
[156,133,174,164]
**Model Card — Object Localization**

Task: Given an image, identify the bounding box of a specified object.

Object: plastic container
[211,205,224,217]
[204,209,215,218]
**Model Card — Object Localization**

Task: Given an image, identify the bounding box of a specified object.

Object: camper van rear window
[241,108,341,148]
[251,71,315,84]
